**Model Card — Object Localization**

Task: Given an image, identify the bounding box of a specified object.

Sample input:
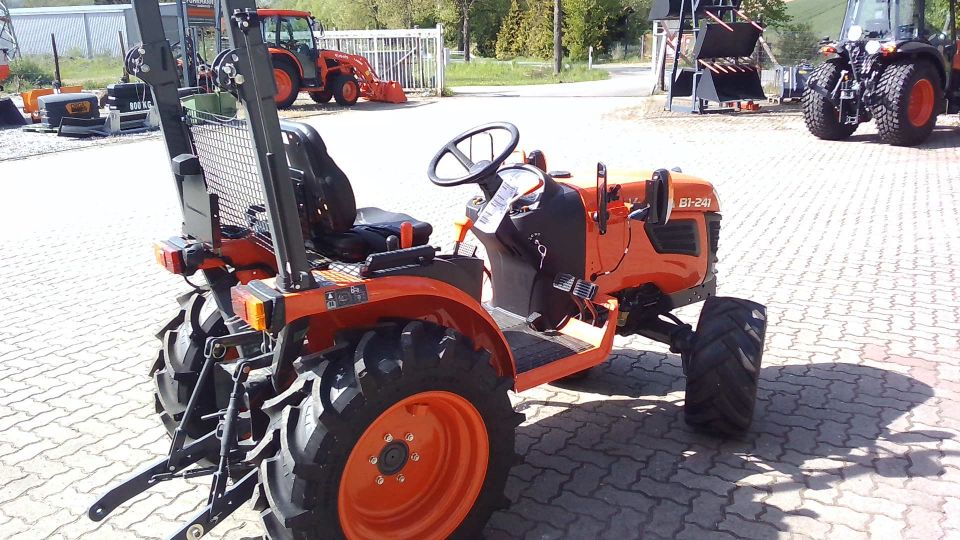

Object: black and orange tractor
[90,0,767,538]
[804,0,959,146]
[258,8,407,109]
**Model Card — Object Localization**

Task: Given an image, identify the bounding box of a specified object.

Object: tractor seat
[280,120,433,262]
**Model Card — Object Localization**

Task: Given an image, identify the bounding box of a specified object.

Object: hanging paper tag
[475,180,518,234]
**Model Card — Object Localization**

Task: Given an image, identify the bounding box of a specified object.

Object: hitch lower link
[88,331,267,540]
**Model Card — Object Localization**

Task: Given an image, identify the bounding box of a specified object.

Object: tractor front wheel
[875,60,942,146]
[332,74,360,106]
[803,60,858,140]
[273,61,301,110]
[258,321,521,540]
[683,296,766,436]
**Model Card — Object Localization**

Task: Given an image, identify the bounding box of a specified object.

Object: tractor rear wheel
[332,74,360,106]
[683,297,766,436]
[151,290,226,440]
[273,60,301,110]
[803,60,858,140]
[875,60,942,146]
[309,90,333,104]
[258,321,521,540]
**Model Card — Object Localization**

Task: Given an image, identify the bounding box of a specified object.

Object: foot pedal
[553,273,576,292]
[572,280,598,301]
[525,312,545,332]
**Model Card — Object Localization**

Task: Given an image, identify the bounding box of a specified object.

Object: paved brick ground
[1,84,959,540]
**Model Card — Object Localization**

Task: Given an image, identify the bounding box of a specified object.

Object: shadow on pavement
[845,126,960,149]
[484,350,951,539]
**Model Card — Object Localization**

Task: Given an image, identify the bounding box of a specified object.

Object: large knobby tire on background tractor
[874,60,942,146]
[258,321,522,540]
[273,59,301,110]
[684,296,767,436]
[151,290,227,441]
[803,60,858,141]
[332,74,360,106]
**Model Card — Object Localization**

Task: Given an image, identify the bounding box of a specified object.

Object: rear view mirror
[595,162,608,235]
[645,169,674,225]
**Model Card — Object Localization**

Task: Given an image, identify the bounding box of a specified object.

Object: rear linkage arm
[88,331,268,539]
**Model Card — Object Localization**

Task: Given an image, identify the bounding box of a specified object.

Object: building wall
[10,4,180,58]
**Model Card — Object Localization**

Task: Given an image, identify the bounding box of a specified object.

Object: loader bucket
[0,97,26,126]
[368,81,407,104]
[671,69,695,97]
[696,68,766,103]
[693,23,762,60]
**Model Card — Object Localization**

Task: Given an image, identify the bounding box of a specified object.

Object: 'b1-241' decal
[677,197,712,209]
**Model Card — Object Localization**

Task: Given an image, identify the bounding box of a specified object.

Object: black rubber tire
[803,60,858,140]
[273,59,301,110]
[684,296,767,436]
[874,60,942,146]
[151,290,226,440]
[309,90,333,104]
[258,321,522,540]
[332,74,360,106]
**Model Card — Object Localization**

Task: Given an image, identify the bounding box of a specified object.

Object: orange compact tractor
[91,0,767,538]
[258,9,407,108]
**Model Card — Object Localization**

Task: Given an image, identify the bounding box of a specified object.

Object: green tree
[776,21,817,64]
[740,0,791,29]
[563,0,620,60]
[495,0,527,59]
[521,0,555,58]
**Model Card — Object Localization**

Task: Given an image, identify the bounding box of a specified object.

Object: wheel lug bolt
[405,433,414,442]
[376,476,384,485]
[369,456,378,465]
[397,474,405,484]
[411,453,420,462]
[384,433,393,442]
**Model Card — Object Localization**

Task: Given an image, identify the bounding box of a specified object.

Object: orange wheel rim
[343,81,358,102]
[907,78,935,127]
[274,68,293,103]
[339,391,489,540]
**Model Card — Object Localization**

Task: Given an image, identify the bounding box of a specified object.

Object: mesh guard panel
[186,109,272,247]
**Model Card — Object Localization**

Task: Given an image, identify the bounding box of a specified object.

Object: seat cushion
[320,207,433,262]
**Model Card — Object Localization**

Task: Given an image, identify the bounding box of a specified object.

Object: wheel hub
[377,440,409,475]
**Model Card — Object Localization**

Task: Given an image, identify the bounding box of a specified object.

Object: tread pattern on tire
[874,60,941,146]
[802,60,858,140]
[153,290,226,439]
[684,296,767,436]
[258,320,522,540]
[273,59,301,110]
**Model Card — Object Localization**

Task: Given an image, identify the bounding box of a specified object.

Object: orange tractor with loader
[258,9,406,108]
[89,0,768,537]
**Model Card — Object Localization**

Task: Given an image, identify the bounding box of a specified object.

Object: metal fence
[316,26,444,94]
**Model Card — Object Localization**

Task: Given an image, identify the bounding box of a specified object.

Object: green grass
[445,59,609,87]
[7,55,124,93]
[784,0,847,41]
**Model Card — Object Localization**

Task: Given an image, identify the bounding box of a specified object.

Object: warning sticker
[474,179,518,234]
[325,285,368,310]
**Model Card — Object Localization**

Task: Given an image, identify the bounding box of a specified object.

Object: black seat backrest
[279,120,357,235]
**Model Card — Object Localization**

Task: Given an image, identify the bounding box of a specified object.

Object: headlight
[848,25,864,41]
[865,40,881,54]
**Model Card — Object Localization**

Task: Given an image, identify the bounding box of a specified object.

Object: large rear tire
[272,60,301,110]
[258,321,522,540]
[875,60,942,146]
[684,296,766,436]
[151,290,226,440]
[803,60,858,140]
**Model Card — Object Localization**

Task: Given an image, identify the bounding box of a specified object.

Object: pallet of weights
[22,92,100,133]
[58,82,159,138]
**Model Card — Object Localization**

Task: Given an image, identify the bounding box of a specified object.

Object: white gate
[315,26,444,95]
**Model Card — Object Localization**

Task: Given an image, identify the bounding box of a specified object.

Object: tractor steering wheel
[427,122,520,187]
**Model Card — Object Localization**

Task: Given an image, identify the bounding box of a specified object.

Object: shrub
[10,57,55,89]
